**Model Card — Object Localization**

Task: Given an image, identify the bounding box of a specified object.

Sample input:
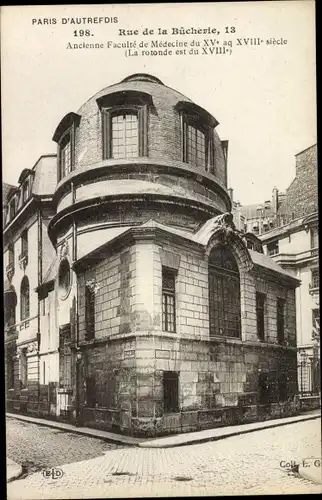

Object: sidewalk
[298,459,322,485]
[7,458,22,483]
[139,410,321,448]
[7,409,320,449]
[6,413,144,446]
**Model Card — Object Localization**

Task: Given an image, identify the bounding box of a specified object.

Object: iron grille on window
[256,292,266,341]
[209,246,241,338]
[59,324,72,387]
[111,113,139,159]
[163,371,179,413]
[311,268,319,289]
[85,286,95,341]
[277,298,286,344]
[162,268,176,333]
[60,133,72,179]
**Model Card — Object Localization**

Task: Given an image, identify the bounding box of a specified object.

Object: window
[311,268,319,289]
[7,354,15,390]
[256,292,266,341]
[277,298,286,345]
[9,198,16,221]
[8,243,14,269]
[278,373,288,402]
[162,268,176,333]
[5,289,17,328]
[85,286,95,341]
[20,348,28,388]
[58,259,71,299]
[102,102,148,160]
[312,308,320,341]
[59,324,72,387]
[182,117,214,170]
[86,376,97,407]
[21,229,28,257]
[22,180,30,203]
[163,371,179,413]
[20,276,30,321]
[209,246,241,338]
[111,112,139,159]
[247,240,253,250]
[59,132,72,180]
[310,227,319,249]
[267,240,279,256]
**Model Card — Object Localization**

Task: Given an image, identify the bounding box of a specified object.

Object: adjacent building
[4,74,302,437]
[232,144,320,401]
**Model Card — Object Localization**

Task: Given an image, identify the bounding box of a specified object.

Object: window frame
[277,298,286,345]
[22,178,30,204]
[102,104,148,160]
[267,240,279,256]
[163,371,179,413]
[256,292,266,341]
[162,267,177,333]
[58,128,74,181]
[8,243,15,270]
[21,229,28,258]
[209,246,241,339]
[20,348,28,388]
[20,276,30,322]
[311,268,319,289]
[8,197,17,221]
[85,285,96,341]
[310,226,319,249]
[181,112,215,172]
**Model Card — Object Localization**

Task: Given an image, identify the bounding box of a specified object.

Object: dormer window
[22,179,30,203]
[182,115,214,171]
[8,197,16,221]
[175,101,218,173]
[53,112,81,182]
[59,132,72,179]
[97,90,152,161]
[111,111,139,159]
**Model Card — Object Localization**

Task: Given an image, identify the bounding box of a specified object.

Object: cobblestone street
[7,417,321,498]
[6,417,126,475]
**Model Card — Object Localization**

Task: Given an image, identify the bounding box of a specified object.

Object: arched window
[208,245,241,338]
[20,276,30,321]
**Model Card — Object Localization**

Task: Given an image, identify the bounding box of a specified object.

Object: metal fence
[298,357,321,396]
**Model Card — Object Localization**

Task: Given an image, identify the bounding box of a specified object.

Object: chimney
[272,186,278,215]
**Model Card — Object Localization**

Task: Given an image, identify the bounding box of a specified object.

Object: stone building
[4,74,301,437]
[259,145,320,401]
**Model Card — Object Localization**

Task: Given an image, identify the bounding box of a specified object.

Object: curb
[6,413,143,447]
[7,459,23,483]
[139,413,321,448]
[298,462,322,485]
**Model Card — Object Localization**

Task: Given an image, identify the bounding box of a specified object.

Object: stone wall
[285,145,318,222]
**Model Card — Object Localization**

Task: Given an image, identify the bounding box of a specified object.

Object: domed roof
[77,73,194,116]
[120,73,164,85]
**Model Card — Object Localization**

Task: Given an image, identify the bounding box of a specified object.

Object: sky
[1,1,316,206]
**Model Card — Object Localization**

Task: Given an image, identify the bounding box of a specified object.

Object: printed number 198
[74,30,91,37]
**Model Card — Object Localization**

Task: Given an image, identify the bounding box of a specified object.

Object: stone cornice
[72,225,204,274]
[48,193,220,243]
[53,158,231,210]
